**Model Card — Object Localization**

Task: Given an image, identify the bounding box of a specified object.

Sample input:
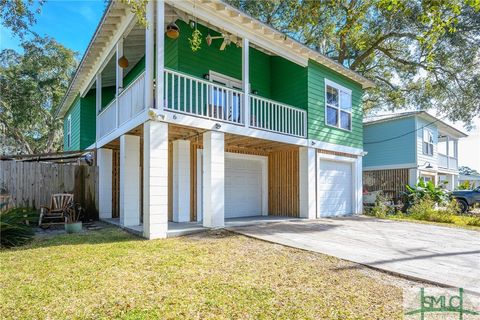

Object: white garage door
[225,156,263,218]
[318,159,352,217]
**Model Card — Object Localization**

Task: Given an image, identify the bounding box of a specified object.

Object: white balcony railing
[118,73,145,126]
[438,154,448,168]
[250,95,307,137]
[164,69,244,125]
[163,68,307,137]
[98,99,117,138]
[438,153,458,170]
[97,72,146,140]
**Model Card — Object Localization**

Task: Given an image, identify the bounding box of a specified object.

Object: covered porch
[97,123,315,239]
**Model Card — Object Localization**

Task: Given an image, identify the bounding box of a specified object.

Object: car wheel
[457,199,469,213]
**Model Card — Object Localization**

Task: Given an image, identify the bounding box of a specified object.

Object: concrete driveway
[228,216,480,294]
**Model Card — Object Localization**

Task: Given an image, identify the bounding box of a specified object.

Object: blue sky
[0,0,106,57]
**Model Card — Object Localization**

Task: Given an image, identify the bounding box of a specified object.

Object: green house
[57,0,373,239]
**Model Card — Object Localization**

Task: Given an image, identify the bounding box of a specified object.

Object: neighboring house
[58,0,373,239]
[363,111,467,197]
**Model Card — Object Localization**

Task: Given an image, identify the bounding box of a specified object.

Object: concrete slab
[228,216,480,294]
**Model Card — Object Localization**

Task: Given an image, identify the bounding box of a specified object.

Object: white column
[119,135,141,227]
[143,121,169,239]
[202,131,225,228]
[172,140,191,222]
[97,148,112,219]
[354,156,363,214]
[446,136,450,169]
[242,37,249,127]
[145,0,154,109]
[95,73,102,140]
[408,168,419,186]
[156,0,165,111]
[299,147,316,219]
[115,38,124,127]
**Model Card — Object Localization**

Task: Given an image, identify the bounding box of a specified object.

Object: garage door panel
[318,159,353,217]
[225,156,264,218]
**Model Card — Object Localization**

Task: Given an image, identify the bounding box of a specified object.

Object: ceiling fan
[206,33,236,50]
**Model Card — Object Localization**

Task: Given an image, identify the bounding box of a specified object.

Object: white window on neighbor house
[422,128,434,156]
[66,115,72,148]
[325,79,352,131]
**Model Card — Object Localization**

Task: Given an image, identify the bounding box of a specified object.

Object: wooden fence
[0,160,98,220]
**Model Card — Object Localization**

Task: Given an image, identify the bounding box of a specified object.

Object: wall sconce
[252,89,258,95]
[418,161,433,169]
[214,123,221,130]
[203,73,210,80]
[311,140,316,146]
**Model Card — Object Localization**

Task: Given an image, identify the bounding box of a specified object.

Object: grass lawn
[385,215,480,231]
[1,226,404,319]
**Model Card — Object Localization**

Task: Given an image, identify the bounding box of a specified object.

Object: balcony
[438,154,458,171]
[163,69,307,138]
[97,68,307,141]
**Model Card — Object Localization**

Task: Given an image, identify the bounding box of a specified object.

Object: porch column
[119,135,141,227]
[143,121,169,239]
[242,37,250,127]
[299,147,316,219]
[98,148,112,219]
[172,140,191,222]
[115,38,124,127]
[155,0,165,111]
[354,156,363,214]
[95,73,102,140]
[408,168,419,186]
[145,0,154,109]
[202,131,225,228]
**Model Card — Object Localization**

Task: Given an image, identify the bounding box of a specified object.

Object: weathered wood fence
[0,160,98,220]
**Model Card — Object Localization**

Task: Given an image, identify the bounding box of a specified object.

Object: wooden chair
[39,193,74,227]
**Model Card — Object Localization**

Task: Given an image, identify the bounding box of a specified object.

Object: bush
[0,208,37,248]
[404,198,480,227]
[365,192,397,218]
[404,179,450,207]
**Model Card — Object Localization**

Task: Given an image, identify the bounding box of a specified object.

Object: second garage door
[318,159,353,217]
[225,155,265,218]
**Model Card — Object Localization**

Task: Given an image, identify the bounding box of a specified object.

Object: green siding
[63,92,96,151]
[307,60,363,149]
[271,56,307,110]
[63,96,81,151]
[124,56,146,88]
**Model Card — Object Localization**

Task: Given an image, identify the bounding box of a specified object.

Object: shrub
[365,192,397,218]
[404,179,450,209]
[0,208,37,248]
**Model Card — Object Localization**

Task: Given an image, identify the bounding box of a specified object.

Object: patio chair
[39,193,74,227]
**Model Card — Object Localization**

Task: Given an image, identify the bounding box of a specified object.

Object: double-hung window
[423,128,434,156]
[325,80,352,131]
[66,115,72,149]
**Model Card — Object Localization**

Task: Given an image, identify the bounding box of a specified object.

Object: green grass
[1,227,404,319]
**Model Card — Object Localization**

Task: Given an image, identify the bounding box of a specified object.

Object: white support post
[119,135,141,227]
[95,73,102,140]
[98,148,113,219]
[143,121,169,239]
[354,156,363,214]
[202,131,225,228]
[145,0,154,109]
[115,38,124,127]
[242,37,250,127]
[299,147,316,219]
[446,135,450,169]
[156,0,165,111]
[408,168,419,186]
[172,140,191,222]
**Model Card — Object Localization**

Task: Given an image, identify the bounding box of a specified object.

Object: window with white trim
[325,80,352,131]
[423,128,434,156]
[66,115,72,149]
